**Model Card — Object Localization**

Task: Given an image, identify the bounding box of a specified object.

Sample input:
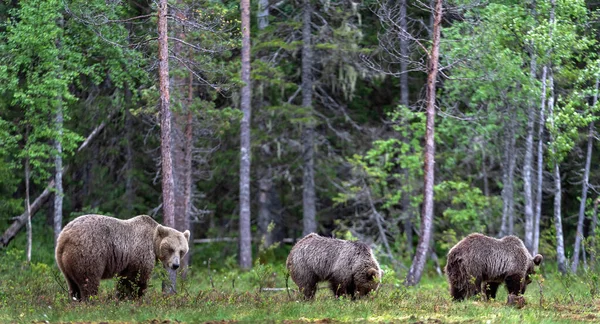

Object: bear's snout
[172,263,180,270]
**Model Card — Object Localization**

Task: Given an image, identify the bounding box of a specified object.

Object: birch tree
[239,0,253,269]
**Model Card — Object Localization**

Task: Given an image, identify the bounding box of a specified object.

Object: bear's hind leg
[65,276,81,301]
[485,282,500,300]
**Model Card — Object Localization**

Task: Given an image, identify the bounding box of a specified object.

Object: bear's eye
[168,248,174,254]
[180,250,184,257]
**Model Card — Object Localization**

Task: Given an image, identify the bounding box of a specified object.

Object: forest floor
[1,247,599,323]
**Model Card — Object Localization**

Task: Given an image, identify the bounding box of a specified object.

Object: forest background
[2,0,600,322]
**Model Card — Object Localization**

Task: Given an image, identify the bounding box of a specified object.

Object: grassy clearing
[1,246,599,323]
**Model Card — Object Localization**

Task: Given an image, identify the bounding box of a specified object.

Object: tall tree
[405,0,441,287]
[533,66,548,256]
[523,32,537,252]
[157,0,177,292]
[53,13,65,244]
[572,65,599,273]
[239,0,253,269]
[302,0,317,236]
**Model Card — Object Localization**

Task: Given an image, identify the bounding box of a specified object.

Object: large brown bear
[55,214,190,300]
[286,233,383,300]
[444,233,543,303]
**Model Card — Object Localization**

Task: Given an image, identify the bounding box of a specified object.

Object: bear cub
[286,233,383,300]
[445,233,543,304]
[55,214,190,301]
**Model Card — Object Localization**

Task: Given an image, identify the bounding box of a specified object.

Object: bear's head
[355,266,383,297]
[153,225,191,270]
[522,253,543,294]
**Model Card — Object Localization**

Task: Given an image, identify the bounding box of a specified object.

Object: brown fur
[55,214,190,301]
[286,233,383,300]
[444,233,543,303]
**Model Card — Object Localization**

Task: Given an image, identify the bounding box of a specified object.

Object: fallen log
[0,121,107,248]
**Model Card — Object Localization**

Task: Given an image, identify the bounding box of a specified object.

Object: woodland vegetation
[2,0,600,322]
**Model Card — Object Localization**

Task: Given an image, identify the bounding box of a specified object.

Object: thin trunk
[258,169,274,247]
[405,0,441,287]
[548,66,567,274]
[124,85,135,214]
[572,70,598,272]
[508,116,516,236]
[399,0,408,107]
[1,121,107,248]
[499,114,516,237]
[182,73,194,267]
[257,0,269,30]
[591,197,599,267]
[399,0,412,256]
[533,65,548,256]
[54,101,63,244]
[54,13,64,244]
[523,47,537,252]
[302,0,317,236]
[25,129,32,263]
[158,0,177,293]
[239,0,253,269]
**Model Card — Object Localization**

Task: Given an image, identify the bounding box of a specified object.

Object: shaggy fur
[55,214,190,301]
[286,233,383,299]
[444,233,543,303]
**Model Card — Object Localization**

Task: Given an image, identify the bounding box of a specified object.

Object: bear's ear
[156,225,169,239]
[533,254,543,266]
[183,230,190,242]
[367,268,379,281]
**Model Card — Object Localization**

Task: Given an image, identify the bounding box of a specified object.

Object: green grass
[0,247,599,323]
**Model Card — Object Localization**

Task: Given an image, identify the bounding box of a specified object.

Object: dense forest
[2,0,600,288]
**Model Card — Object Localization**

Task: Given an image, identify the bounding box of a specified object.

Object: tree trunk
[405,0,441,287]
[124,85,135,214]
[399,0,413,256]
[172,9,194,269]
[25,129,32,263]
[533,65,548,256]
[53,13,64,245]
[571,69,598,272]
[499,112,516,237]
[591,197,599,267]
[301,0,317,236]
[548,66,567,274]
[157,0,177,293]
[523,47,537,252]
[257,0,269,30]
[239,0,253,270]
[258,169,273,247]
[54,101,64,244]
[1,121,107,248]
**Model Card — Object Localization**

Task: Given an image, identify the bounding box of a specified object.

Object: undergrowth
[0,245,599,323]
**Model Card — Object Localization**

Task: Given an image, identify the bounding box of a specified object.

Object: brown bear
[286,233,383,300]
[444,233,543,304]
[55,214,190,301]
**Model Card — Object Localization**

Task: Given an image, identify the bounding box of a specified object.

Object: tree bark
[301,0,317,236]
[591,197,599,267]
[157,0,177,292]
[533,65,548,256]
[548,66,567,274]
[405,0,441,287]
[499,111,516,237]
[25,129,32,263]
[257,0,269,30]
[239,0,253,269]
[523,47,537,252]
[399,0,413,256]
[53,13,65,245]
[571,68,598,272]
